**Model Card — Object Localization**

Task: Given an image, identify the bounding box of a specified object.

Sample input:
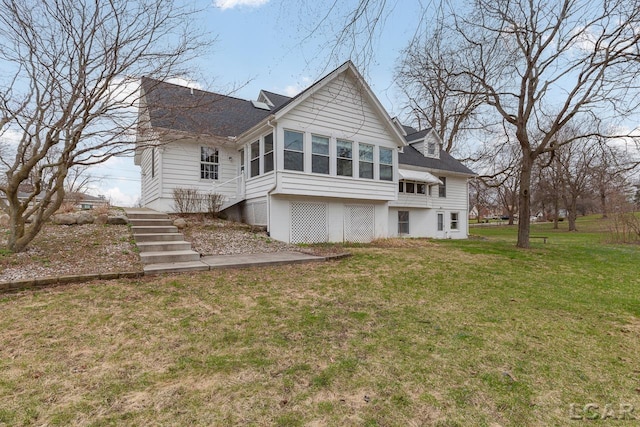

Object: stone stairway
[123,208,203,273]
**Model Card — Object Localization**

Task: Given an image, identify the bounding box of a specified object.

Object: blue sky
[93,0,424,206]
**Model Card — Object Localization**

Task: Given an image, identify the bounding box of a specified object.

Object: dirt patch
[0,222,142,282]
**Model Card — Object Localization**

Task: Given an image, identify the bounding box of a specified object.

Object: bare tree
[0,0,210,252]
[589,142,638,219]
[64,165,100,195]
[395,20,488,154]
[311,0,640,248]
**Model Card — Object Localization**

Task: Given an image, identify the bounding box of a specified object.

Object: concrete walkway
[143,251,329,274]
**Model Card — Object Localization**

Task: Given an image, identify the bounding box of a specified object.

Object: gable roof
[140,77,273,137]
[399,143,475,175]
[405,128,433,143]
[258,90,291,109]
[140,63,408,150]
[270,61,407,148]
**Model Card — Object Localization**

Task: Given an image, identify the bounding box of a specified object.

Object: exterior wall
[389,174,470,239]
[243,196,268,226]
[275,171,395,201]
[140,143,161,207]
[147,139,243,212]
[270,71,400,201]
[246,172,275,200]
[268,195,388,244]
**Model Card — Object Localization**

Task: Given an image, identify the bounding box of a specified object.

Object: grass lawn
[1,217,639,426]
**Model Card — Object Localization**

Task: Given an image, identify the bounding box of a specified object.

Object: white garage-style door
[344,204,375,243]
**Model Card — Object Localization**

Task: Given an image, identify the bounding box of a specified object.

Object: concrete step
[143,261,210,275]
[133,233,185,243]
[129,218,174,227]
[125,212,169,220]
[136,241,192,252]
[139,250,201,265]
[131,225,178,234]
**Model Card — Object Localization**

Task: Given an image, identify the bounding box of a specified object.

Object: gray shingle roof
[140,77,273,137]
[399,143,475,176]
[405,128,432,142]
[402,125,418,135]
[260,90,292,109]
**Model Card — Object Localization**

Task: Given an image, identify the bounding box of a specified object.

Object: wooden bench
[531,236,548,244]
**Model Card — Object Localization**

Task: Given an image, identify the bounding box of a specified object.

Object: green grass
[0,216,639,425]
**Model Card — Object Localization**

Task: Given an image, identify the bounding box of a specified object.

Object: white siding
[282,73,392,141]
[432,175,468,211]
[140,143,161,206]
[276,171,396,201]
[246,173,275,200]
[389,193,433,208]
[143,139,243,213]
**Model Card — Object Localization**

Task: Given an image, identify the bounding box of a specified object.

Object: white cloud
[0,126,23,147]
[213,0,269,10]
[101,186,139,208]
[280,76,312,97]
[166,77,203,90]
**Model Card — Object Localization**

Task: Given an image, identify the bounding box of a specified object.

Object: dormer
[422,130,441,159]
[405,127,442,159]
[256,91,275,108]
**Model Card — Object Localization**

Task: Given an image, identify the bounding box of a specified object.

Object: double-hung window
[437,213,444,231]
[451,212,459,230]
[312,135,330,174]
[250,141,260,177]
[398,211,409,234]
[359,144,374,179]
[200,146,218,180]
[264,133,274,173]
[336,139,353,177]
[284,130,304,171]
[438,176,447,197]
[239,148,245,175]
[379,147,393,181]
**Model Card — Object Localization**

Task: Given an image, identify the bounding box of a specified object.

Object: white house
[135,61,475,243]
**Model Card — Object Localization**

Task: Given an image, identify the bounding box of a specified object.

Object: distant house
[135,61,475,243]
[64,192,109,210]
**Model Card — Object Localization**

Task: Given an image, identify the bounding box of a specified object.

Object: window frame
[336,139,353,177]
[451,212,459,230]
[239,148,245,175]
[263,133,274,173]
[250,140,260,178]
[200,146,219,180]
[437,212,444,231]
[438,176,447,198]
[358,143,374,179]
[398,210,409,235]
[379,147,393,181]
[311,134,330,175]
[284,130,304,172]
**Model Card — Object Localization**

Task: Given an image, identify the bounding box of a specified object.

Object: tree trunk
[553,194,559,229]
[567,197,578,231]
[600,188,607,219]
[517,155,532,248]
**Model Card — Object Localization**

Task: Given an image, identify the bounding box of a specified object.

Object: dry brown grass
[0,222,141,282]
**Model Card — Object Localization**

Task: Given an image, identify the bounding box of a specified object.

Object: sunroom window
[284,130,304,172]
[264,133,274,173]
[379,147,393,181]
[336,139,353,177]
[250,140,260,177]
[359,144,374,179]
[312,135,329,174]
